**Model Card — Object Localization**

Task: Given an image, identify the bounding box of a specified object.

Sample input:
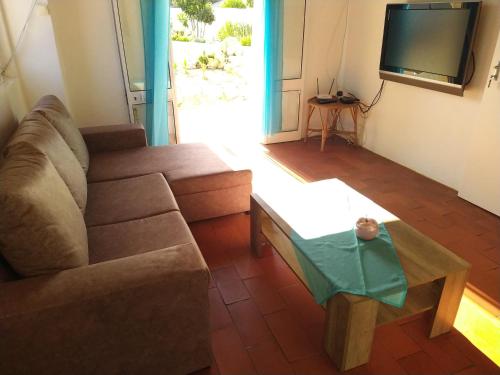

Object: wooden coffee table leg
[250,196,263,257]
[324,294,379,371]
[429,269,469,338]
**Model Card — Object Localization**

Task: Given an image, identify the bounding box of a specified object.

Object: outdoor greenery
[240,35,251,46]
[196,52,224,71]
[172,30,191,42]
[171,0,253,112]
[175,0,215,39]
[217,21,252,46]
[221,0,246,8]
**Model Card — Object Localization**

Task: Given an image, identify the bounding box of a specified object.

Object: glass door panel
[265,0,306,143]
[113,0,178,143]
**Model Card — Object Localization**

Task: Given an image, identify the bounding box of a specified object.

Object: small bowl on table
[355,218,379,240]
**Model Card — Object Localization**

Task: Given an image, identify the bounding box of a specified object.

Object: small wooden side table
[305,97,359,151]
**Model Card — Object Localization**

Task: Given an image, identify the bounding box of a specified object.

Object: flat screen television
[379,2,481,96]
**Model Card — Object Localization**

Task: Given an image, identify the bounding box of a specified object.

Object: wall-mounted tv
[379,2,481,96]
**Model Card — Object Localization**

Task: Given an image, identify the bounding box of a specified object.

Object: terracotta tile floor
[265,138,500,306]
[189,138,500,375]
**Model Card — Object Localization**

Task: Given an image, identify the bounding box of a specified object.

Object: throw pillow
[0,149,89,277]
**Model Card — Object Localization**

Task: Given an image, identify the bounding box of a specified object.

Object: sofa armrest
[79,123,147,153]
[0,244,211,375]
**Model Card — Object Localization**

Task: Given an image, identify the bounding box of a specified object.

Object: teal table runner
[290,223,408,308]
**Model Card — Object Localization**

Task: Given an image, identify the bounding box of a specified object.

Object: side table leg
[304,105,315,143]
[350,106,359,146]
[319,108,328,151]
[250,196,263,257]
[324,294,379,371]
[429,269,469,338]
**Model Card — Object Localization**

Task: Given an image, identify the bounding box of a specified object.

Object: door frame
[111,0,179,143]
[263,0,307,144]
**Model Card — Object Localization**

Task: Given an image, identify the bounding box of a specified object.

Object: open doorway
[113,0,307,150]
[170,0,259,146]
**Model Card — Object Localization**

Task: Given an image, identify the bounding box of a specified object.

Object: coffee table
[250,180,470,371]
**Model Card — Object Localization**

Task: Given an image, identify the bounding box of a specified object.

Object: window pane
[117,0,171,91]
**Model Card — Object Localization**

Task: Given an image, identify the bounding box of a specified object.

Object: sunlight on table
[258,179,398,239]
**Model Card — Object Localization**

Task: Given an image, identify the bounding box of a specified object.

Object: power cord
[0,0,38,80]
[464,51,475,86]
[350,80,385,117]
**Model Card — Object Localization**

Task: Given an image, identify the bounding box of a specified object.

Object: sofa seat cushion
[5,112,88,212]
[33,95,90,173]
[87,211,195,264]
[87,144,251,195]
[85,173,179,227]
[0,150,89,277]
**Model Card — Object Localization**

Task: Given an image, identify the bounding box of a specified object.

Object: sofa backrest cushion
[33,95,89,174]
[5,112,88,212]
[0,148,89,277]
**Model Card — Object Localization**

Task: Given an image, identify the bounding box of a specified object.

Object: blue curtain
[262,0,284,136]
[140,0,170,146]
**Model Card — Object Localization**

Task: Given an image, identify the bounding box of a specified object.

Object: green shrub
[195,52,224,70]
[177,12,188,28]
[172,30,191,42]
[221,0,246,8]
[197,53,209,67]
[240,35,251,46]
[246,0,253,7]
[217,21,252,42]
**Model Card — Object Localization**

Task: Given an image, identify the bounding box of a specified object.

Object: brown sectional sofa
[0,96,252,375]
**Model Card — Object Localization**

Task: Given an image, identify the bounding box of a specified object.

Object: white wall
[302,0,348,130]
[338,0,500,190]
[0,0,65,114]
[459,29,500,216]
[49,0,129,127]
[0,21,25,146]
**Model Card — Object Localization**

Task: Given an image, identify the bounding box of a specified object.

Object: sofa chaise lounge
[0,95,252,375]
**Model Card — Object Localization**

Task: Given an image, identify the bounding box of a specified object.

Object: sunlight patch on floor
[455,289,500,366]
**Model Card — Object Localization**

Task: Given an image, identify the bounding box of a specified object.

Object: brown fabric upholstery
[80,123,147,153]
[87,211,194,264]
[5,112,87,212]
[33,95,89,173]
[86,143,252,221]
[0,149,88,277]
[88,143,233,183]
[0,244,211,375]
[176,183,252,222]
[0,101,250,373]
[0,255,18,283]
[166,169,252,196]
[85,174,179,227]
